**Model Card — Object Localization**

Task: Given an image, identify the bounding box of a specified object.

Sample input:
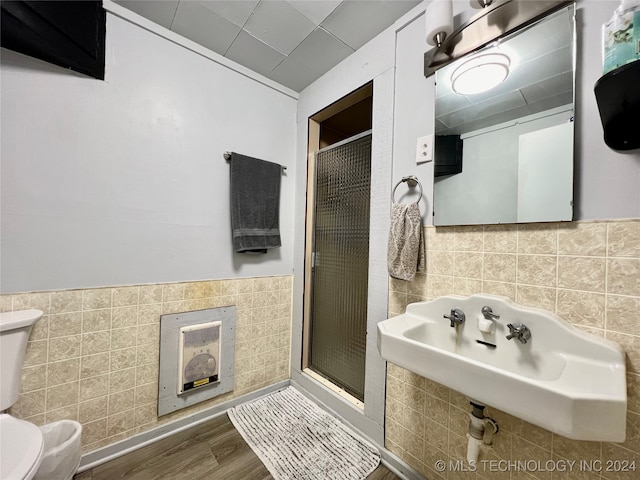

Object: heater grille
[177,321,221,395]
[158,307,235,416]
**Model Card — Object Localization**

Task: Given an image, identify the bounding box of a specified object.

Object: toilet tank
[0,310,43,411]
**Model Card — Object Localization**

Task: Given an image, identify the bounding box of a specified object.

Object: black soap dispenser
[594,58,640,151]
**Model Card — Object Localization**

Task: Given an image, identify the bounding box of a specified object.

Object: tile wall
[386,220,640,480]
[1,275,292,453]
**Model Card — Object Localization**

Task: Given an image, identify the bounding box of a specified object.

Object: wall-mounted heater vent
[178,321,221,395]
[158,307,235,416]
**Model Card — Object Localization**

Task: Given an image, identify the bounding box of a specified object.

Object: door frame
[292,72,394,444]
[303,85,373,371]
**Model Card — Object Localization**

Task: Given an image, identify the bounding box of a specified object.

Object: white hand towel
[387,202,425,281]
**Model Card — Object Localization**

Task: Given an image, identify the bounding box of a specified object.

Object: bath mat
[228,387,380,480]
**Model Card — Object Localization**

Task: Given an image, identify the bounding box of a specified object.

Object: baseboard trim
[77,380,290,473]
[380,451,425,480]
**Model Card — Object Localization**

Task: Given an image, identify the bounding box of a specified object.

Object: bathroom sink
[377,294,626,441]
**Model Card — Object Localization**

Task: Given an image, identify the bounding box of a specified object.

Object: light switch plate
[416,134,433,164]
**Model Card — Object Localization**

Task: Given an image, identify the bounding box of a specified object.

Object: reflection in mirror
[433,4,575,226]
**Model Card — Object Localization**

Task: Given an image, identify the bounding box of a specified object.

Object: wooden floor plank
[366,466,402,480]
[196,446,273,480]
[92,437,218,480]
[90,415,234,478]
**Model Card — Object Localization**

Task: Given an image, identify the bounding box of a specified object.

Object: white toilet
[0,309,45,480]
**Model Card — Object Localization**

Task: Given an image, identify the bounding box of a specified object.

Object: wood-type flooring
[74,413,401,480]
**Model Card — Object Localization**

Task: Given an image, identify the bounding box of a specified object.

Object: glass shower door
[309,132,372,401]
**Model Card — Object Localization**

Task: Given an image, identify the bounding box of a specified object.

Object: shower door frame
[295,75,392,444]
[305,130,373,403]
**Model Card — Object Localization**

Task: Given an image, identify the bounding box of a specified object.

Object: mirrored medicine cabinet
[432,3,575,226]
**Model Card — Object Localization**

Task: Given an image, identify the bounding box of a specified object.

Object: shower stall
[308,132,372,401]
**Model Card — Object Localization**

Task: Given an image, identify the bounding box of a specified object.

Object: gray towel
[230,153,282,254]
[387,202,425,281]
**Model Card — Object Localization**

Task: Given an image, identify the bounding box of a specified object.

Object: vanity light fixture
[426,0,453,47]
[451,52,510,95]
[424,0,573,78]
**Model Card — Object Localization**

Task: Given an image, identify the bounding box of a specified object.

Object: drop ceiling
[114,0,421,92]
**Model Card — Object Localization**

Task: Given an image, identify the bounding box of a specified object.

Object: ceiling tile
[114,1,179,29]
[244,1,316,55]
[225,31,286,77]
[520,71,573,105]
[171,1,241,56]
[286,27,354,76]
[506,9,573,64]
[436,92,473,117]
[524,91,574,116]
[440,91,526,128]
[471,91,527,120]
[198,0,259,28]
[267,58,323,92]
[268,27,354,91]
[507,52,572,96]
[285,0,342,25]
[321,1,419,50]
[435,118,448,133]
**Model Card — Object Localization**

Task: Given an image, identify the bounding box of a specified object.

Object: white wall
[392,10,434,220]
[518,122,574,222]
[574,0,640,219]
[3,2,633,290]
[0,13,297,293]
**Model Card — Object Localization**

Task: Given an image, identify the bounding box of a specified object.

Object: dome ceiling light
[451,52,511,95]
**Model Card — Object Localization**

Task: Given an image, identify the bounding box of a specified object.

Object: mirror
[433,4,575,226]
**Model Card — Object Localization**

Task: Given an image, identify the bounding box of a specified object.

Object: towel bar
[392,175,423,203]
[224,151,287,171]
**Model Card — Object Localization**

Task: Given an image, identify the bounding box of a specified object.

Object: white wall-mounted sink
[377,294,626,441]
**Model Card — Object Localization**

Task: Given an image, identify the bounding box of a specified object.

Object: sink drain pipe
[467,401,498,464]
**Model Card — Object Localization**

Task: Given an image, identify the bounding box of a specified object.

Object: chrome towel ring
[392,175,423,203]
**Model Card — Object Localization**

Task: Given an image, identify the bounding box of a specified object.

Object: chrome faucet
[481,306,500,320]
[443,308,466,328]
[506,323,531,344]
[478,306,499,333]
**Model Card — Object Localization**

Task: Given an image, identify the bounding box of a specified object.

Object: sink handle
[506,323,531,344]
[443,308,466,328]
[481,306,500,320]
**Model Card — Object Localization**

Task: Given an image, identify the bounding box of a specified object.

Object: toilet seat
[0,414,44,480]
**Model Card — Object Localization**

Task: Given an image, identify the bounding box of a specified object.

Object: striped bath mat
[228,387,380,480]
